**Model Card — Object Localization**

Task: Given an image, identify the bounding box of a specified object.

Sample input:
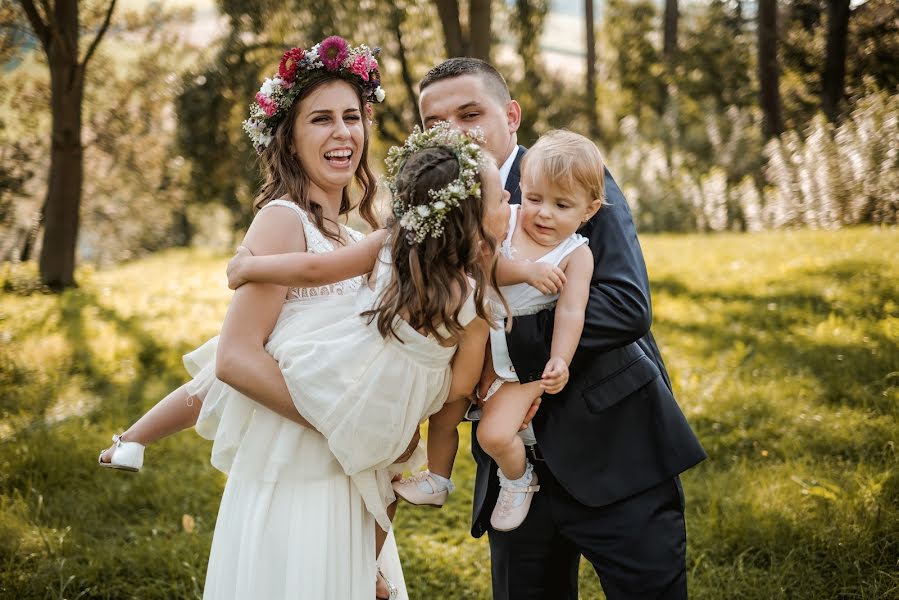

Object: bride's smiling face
[291,80,366,201]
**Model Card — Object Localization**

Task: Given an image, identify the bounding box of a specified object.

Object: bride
[196,39,404,599]
[100,38,408,598]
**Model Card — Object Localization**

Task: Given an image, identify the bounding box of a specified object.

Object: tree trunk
[39,0,84,289]
[433,0,466,57]
[469,0,492,61]
[663,0,678,60]
[389,4,419,117]
[16,0,114,289]
[822,0,850,122]
[41,63,84,288]
[757,0,783,138]
[585,0,600,139]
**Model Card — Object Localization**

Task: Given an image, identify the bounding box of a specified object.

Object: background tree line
[1,0,897,288]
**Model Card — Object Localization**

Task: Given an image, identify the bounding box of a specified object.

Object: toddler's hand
[527,263,566,295]
[540,357,569,394]
[226,246,253,290]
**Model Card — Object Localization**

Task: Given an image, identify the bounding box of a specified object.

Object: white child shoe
[98,434,144,472]
[490,464,540,532]
[392,470,455,507]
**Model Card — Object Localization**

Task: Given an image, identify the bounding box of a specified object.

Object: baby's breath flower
[385,122,487,244]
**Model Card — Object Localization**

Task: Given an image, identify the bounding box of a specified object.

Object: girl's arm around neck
[495,254,567,295]
[230,228,389,289]
[447,317,490,403]
[550,245,594,365]
[495,255,530,286]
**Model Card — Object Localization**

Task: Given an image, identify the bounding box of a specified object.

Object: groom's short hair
[419,58,512,105]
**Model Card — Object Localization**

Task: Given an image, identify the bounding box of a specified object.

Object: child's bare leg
[392,400,469,506]
[375,499,398,559]
[100,383,201,462]
[425,399,470,478]
[476,380,543,479]
[375,499,398,598]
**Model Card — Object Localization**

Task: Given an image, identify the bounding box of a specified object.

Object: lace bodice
[259,199,366,301]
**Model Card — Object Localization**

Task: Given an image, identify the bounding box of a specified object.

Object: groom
[417,58,707,599]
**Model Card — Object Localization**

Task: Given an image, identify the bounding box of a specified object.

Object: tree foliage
[2,0,897,269]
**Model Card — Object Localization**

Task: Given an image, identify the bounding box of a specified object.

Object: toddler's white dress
[183,199,472,599]
[489,204,588,384]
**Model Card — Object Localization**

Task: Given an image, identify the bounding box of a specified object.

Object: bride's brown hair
[364,146,503,344]
[253,74,379,243]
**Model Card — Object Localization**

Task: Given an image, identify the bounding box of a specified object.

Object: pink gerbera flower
[319,36,349,71]
[350,55,370,81]
[255,92,278,117]
[278,47,305,82]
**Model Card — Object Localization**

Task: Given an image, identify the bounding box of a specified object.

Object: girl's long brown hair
[253,74,379,243]
[364,146,503,344]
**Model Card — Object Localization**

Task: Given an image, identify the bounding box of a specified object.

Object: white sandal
[376,568,398,600]
[98,434,145,472]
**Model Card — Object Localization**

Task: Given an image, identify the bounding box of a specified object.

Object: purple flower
[319,36,349,71]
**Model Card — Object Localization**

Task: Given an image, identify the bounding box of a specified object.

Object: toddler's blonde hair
[521,130,606,207]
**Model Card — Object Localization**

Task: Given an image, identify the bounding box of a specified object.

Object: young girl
[392,130,606,532]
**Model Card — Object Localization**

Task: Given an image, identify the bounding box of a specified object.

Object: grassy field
[1,228,897,599]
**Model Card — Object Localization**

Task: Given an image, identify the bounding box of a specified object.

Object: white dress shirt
[498,146,520,189]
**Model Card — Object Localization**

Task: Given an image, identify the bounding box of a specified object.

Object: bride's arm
[215,206,312,427]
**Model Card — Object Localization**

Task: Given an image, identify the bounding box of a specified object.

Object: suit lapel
[505,145,526,206]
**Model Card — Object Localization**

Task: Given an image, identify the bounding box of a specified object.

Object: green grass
[1,229,897,599]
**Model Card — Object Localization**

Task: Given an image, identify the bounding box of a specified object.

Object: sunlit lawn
[1,228,897,599]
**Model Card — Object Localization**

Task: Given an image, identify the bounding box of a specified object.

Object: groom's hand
[394,427,421,464]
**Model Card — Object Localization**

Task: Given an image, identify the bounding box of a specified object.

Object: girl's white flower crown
[385,122,487,244]
[242,36,386,154]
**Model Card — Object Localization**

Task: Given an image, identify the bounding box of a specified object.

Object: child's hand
[226,246,253,290]
[541,356,569,394]
[527,263,567,295]
[519,396,542,431]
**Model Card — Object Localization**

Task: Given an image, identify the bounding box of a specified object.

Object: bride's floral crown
[385,122,486,244]
[243,36,386,154]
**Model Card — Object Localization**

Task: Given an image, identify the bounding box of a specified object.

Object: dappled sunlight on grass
[645,228,898,599]
[1,231,897,598]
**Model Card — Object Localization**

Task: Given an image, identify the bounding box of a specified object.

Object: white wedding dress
[184,200,413,599]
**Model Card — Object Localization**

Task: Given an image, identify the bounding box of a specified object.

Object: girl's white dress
[183,199,472,599]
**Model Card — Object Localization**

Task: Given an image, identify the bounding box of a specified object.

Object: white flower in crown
[260,77,280,96]
[385,122,487,244]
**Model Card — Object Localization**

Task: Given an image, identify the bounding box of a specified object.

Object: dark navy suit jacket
[470,146,707,538]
